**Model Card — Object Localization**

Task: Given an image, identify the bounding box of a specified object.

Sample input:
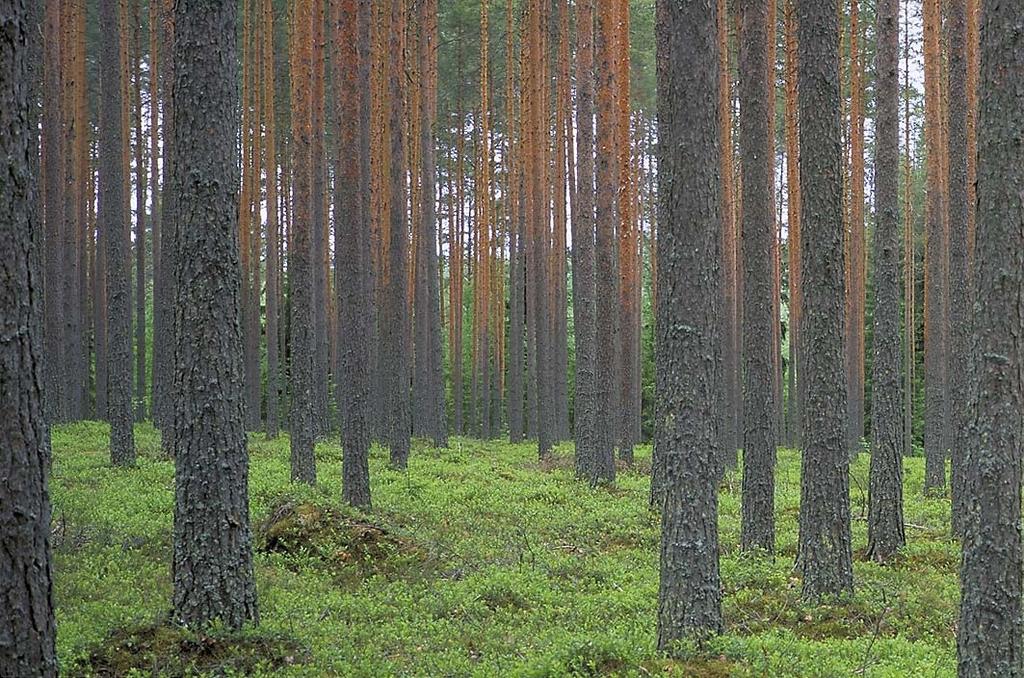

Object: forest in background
[34,0,951,456]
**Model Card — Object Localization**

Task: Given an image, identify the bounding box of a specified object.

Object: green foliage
[52,424,956,676]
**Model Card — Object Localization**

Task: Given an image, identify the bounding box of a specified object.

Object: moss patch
[72,621,307,677]
[257,500,426,583]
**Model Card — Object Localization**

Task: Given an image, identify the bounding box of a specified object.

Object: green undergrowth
[52,422,957,676]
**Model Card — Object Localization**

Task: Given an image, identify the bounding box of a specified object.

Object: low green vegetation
[53,422,956,676]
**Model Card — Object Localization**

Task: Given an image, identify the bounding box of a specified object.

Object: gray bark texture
[957,1,1024,673]
[795,0,853,599]
[572,0,598,483]
[946,0,972,538]
[507,167,525,443]
[333,0,372,508]
[592,1,618,479]
[99,0,136,466]
[413,0,446,448]
[289,0,317,484]
[41,0,63,424]
[739,0,777,554]
[0,1,58,671]
[866,0,906,562]
[923,61,948,493]
[385,0,411,468]
[170,0,259,630]
[654,0,724,649]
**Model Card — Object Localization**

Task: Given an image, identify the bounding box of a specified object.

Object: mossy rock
[73,620,307,677]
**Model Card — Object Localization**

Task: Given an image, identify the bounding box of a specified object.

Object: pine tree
[947,0,973,538]
[902,0,915,458]
[866,0,906,562]
[170,0,259,629]
[655,0,724,645]
[846,0,866,455]
[784,0,801,450]
[100,0,136,466]
[720,0,740,468]
[796,0,853,599]
[263,0,281,438]
[957,2,1024,672]
[739,0,777,554]
[383,0,411,467]
[593,0,619,476]
[0,1,58,671]
[289,0,317,483]
[616,0,638,464]
[333,0,372,507]
[922,0,947,492]
[42,0,64,423]
[506,0,525,444]
[132,0,146,422]
[572,0,599,481]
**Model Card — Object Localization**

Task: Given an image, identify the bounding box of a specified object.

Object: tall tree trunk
[739,0,777,554]
[154,0,176,440]
[784,0,801,450]
[42,0,64,423]
[170,0,259,629]
[866,0,906,562]
[311,0,329,438]
[655,0,724,646]
[333,0,372,507]
[902,0,915,458]
[846,0,866,455]
[796,0,853,599]
[572,0,598,481]
[719,0,740,470]
[100,0,136,466]
[289,0,317,483]
[384,0,411,467]
[263,0,280,438]
[957,2,1024,672]
[0,0,58,670]
[947,0,973,538]
[922,0,947,492]
[616,0,637,463]
[418,0,445,447]
[551,0,570,443]
[133,0,147,422]
[593,0,619,477]
[62,0,85,421]
[506,0,525,444]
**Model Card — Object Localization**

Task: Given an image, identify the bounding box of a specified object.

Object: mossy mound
[257,501,426,582]
[74,621,307,677]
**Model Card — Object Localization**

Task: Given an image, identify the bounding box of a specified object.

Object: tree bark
[866,0,906,563]
[333,0,372,507]
[0,1,58,670]
[593,0,619,478]
[739,0,777,554]
[947,0,973,538]
[263,0,280,438]
[922,0,947,492]
[383,0,411,468]
[170,0,259,629]
[100,0,136,466]
[795,0,853,599]
[957,2,1024,672]
[289,0,317,484]
[133,0,147,422]
[654,0,724,647]
[572,0,599,482]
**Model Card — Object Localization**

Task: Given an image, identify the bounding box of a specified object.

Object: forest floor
[53,422,957,677]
